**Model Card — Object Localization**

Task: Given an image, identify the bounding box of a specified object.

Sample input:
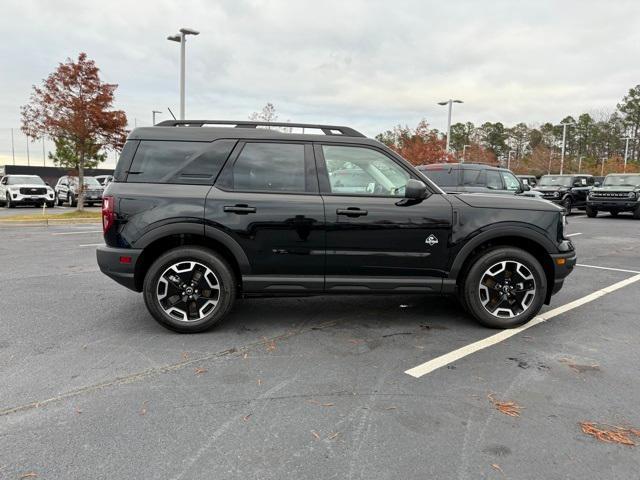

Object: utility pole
[507,150,516,170]
[152,110,162,125]
[462,144,470,163]
[168,28,200,120]
[42,137,46,165]
[437,99,463,152]
[622,137,634,173]
[10,128,15,165]
[601,157,606,176]
[558,121,575,175]
[26,136,30,166]
[578,155,584,173]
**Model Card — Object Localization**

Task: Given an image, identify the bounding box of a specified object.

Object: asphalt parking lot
[1,213,639,479]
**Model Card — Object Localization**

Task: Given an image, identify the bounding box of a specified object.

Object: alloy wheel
[478,260,536,318]
[156,261,221,322]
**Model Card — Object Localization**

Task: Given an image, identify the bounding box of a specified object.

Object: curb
[0,218,101,227]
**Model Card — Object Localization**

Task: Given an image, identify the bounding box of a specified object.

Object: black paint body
[97,125,576,302]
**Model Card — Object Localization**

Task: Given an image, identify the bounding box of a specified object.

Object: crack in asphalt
[0,320,338,418]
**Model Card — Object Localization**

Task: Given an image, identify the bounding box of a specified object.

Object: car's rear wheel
[463,247,547,328]
[143,247,236,333]
[68,193,76,207]
[56,194,63,206]
[634,204,640,220]
[586,205,597,218]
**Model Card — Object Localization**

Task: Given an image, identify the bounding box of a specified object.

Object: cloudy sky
[1,0,639,166]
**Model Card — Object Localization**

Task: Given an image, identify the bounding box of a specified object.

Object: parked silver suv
[54,175,104,207]
[0,174,55,208]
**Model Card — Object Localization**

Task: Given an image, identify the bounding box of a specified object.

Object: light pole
[462,144,470,163]
[578,155,584,173]
[152,110,162,125]
[168,27,200,120]
[557,121,575,175]
[601,157,606,176]
[622,137,635,173]
[507,150,516,170]
[438,99,463,152]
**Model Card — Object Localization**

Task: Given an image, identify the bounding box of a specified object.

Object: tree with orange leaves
[21,53,127,210]
[376,120,454,166]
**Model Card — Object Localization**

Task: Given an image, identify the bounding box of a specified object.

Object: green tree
[48,136,106,169]
[617,85,640,161]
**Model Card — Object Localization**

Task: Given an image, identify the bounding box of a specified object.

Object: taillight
[102,195,114,233]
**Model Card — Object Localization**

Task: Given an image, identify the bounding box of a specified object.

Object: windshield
[604,175,640,187]
[538,176,573,187]
[419,167,459,187]
[7,176,45,185]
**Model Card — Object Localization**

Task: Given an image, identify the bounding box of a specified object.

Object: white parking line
[566,232,582,237]
[79,243,104,247]
[577,264,640,274]
[405,272,640,378]
[52,230,102,235]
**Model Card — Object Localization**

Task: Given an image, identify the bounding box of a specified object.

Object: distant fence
[0,128,119,168]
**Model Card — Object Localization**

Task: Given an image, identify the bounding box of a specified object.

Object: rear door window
[462,169,484,186]
[420,168,459,187]
[126,140,236,184]
[219,142,314,193]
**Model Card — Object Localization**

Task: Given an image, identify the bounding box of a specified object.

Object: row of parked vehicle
[0,174,112,208]
[416,163,640,218]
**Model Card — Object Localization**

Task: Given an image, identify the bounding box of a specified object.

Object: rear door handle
[336,207,368,217]
[224,205,256,214]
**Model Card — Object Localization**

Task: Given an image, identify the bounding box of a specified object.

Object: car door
[316,143,452,293]
[572,176,590,206]
[55,177,68,200]
[207,140,325,293]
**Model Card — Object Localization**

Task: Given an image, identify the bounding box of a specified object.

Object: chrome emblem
[425,234,439,246]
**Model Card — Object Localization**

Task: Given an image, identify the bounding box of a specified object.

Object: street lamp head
[167,34,181,42]
[437,101,449,106]
[179,27,200,36]
[453,100,463,104]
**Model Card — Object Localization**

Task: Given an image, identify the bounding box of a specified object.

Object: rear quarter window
[126,139,236,185]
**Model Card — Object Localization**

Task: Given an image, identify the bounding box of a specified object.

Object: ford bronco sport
[97,120,576,333]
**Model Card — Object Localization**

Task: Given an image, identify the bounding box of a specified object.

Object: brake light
[102,195,114,234]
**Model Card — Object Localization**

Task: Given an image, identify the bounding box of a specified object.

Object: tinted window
[419,167,459,187]
[486,171,503,190]
[462,169,484,186]
[7,176,45,185]
[323,145,410,197]
[228,143,308,193]
[114,140,139,182]
[127,140,235,184]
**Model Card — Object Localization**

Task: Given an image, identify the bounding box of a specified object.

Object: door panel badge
[425,234,439,246]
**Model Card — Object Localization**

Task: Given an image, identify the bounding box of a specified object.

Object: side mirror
[404,179,427,199]
[522,184,531,191]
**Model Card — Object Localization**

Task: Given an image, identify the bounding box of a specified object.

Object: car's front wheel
[6,193,15,208]
[143,247,236,333]
[562,196,573,215]
[462,247,547,328]
[586,205,597,218]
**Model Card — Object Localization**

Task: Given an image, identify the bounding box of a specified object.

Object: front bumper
[9,193,55,204]
[97,246,143,291]
[549,250,577,297]
[587,199,638,211]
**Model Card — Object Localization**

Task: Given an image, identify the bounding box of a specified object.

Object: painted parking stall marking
[405,270,640,378]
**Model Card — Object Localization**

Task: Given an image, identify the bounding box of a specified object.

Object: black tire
[462,247,547,329]
[143,246,236,333]
[46,201,55,208]
[610,210,619,217]
[562,196,572,215]
[56,194,63,206]
[634,205,640,220]
[6,194,15,208]
[68,193,76,207]
[586,205,597,218]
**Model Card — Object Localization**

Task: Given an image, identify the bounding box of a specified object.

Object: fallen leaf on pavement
[328,432,340,440]
[243,352,248,359]
[348,339,364,345]
[559,358,600,374]
[488,394,522,417]
[263,337,276,352]
[243,414,252,422]
[257,378,262,385]
[75,406,82,415]
[181,352,189,361]
[384,406,397,410]
[20,473,38,479]
[311,430,320,440]
[194,367,208,375]
[580,422,640,446]
[491,463,504,475]
[139,401,148,416]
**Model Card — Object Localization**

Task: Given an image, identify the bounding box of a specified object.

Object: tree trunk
[77,151,85,212]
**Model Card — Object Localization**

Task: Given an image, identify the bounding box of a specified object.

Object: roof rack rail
[154,120,366,137]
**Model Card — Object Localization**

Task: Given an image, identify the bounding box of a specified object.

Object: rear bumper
[549,250,577,297]
[96,246,143,291]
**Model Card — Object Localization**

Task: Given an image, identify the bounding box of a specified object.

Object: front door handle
[224,205,256,214]
[337,207,368,217]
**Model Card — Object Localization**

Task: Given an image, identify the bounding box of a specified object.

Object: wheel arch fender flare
[448,225,556,280]
[133,221,251,274]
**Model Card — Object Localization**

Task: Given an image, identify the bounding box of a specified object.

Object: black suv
[586,173,640,218]
[97,120,576,333]
[417,163,540,198]
[533,174,594,214]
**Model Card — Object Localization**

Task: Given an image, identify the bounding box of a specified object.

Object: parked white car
[0,174,56,208]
